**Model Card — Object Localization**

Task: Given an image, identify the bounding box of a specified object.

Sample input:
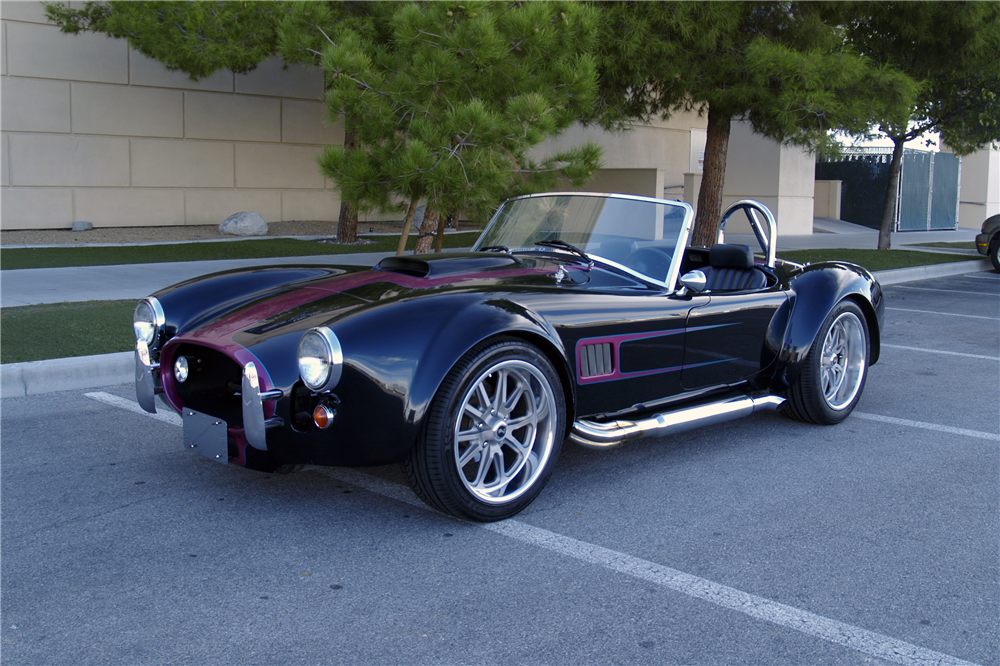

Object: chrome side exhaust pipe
[570,395,785,450]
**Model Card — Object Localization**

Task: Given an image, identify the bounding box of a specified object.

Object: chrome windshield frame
[474,192,694,291]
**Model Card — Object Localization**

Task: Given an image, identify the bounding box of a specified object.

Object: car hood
[173,252,559,352]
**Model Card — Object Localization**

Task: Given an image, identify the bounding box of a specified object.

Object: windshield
[475,193,693,287]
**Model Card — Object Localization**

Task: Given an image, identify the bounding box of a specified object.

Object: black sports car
[134,193,884,521]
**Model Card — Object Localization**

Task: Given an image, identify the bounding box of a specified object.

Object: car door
[542,278,703,418]
[680,290,788,390]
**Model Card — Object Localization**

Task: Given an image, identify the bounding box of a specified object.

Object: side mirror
[679,270,707,294]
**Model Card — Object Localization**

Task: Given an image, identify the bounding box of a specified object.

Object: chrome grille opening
[172,344,244,425]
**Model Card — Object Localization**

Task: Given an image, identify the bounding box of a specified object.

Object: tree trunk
[396,197,421,257]
[414,207,439,254]
[690,106,732,249]
[878,138,906,251]
[432,211,452,253]
[336,127,359,244]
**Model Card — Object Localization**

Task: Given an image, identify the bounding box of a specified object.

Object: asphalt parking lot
[2,272,997,666]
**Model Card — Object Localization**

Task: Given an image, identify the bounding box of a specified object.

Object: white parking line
[881,343,1000,361]
[86,391,182,426]
[84,390,985,666]
[853,412,1000,442]
[887,307,998,321]
[893,285,1000,296]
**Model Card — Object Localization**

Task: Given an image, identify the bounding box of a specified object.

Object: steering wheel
[623,247,672,281]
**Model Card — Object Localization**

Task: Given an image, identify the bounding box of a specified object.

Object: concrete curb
[2,351,133,398]
[871,258,993,285]
[2,261,994,398]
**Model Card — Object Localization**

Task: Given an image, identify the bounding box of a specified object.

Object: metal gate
[816,147,960,231]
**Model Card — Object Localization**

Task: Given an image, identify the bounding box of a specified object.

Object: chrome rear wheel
[784,301,870,425]
[820,311,867,411]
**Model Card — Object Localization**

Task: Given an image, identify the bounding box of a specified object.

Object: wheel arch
[778,263,882,388]
[402,297,575,441]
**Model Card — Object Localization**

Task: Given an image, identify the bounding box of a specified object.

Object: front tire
[989,238,1000,273]
[785,301,869,425]
[403,338,565,521]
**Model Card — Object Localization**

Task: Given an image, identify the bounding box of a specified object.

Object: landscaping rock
[219,211,268,237]
[72,221,93,232]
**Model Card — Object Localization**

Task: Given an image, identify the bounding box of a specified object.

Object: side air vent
[579,343,614,378]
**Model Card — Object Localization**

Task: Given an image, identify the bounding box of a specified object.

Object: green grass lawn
[2,300,136,364]
[1,246,986,363]
[777,248,979,272]
[905,241,977,250]
[1,232,480,270]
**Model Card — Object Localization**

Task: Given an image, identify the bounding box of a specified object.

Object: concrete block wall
[722,121,815,236]
[1,1,344,230]
[813,180,842,220]
[956,145,1000,230]
[536,114,817,236]
[536,109,708,201]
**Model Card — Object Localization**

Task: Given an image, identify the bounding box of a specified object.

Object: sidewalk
[0,250,399,307]
[0,222,982,307]
[1,221,991,398]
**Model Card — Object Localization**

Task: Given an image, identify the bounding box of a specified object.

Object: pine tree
[594,2,914,248]
[839,2,1000,250]
[284,1,603,254]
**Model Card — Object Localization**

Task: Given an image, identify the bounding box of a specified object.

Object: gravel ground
[0,220,413,247]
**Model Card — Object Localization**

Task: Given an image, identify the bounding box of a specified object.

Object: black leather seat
[702,244,766,292]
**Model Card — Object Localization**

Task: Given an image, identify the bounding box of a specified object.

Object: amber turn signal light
[312,404,335,429]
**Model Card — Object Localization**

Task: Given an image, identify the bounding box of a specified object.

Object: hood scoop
[375,252,519,278]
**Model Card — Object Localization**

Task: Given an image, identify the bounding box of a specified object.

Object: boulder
[72,220,93,232]
[219,211,268,237]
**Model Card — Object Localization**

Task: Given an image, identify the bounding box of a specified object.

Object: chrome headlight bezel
[297,327,343,392]
[133,297,165,348]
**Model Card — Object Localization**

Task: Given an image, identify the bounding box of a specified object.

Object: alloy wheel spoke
[503,429,535,457]
[472,448,500,488]
[476,382,492,411]
[502,381,527,416]
[457,438,486,467]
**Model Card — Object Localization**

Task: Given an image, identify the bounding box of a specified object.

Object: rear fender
[779,263,882,387]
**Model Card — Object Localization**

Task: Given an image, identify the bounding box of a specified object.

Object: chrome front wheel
[453,359,558,505]
[404,339,565,521]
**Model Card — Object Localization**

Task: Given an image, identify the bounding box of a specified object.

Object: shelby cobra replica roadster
[134,193,884,521]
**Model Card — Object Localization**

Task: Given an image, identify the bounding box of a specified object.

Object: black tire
[989,237,1000,273]
[403,338,565,521]
[784,300,869,425]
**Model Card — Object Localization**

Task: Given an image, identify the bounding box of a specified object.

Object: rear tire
[403,338,565,522]
[785,301,869,425]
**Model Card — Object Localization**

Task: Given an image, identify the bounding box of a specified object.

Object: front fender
[331,293,569,455]
[779,262,883,387]
[406,297,573,429]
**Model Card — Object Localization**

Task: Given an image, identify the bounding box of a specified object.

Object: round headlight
[174,356,190,383]
[297,327,343,392]
[133,297,165,346]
